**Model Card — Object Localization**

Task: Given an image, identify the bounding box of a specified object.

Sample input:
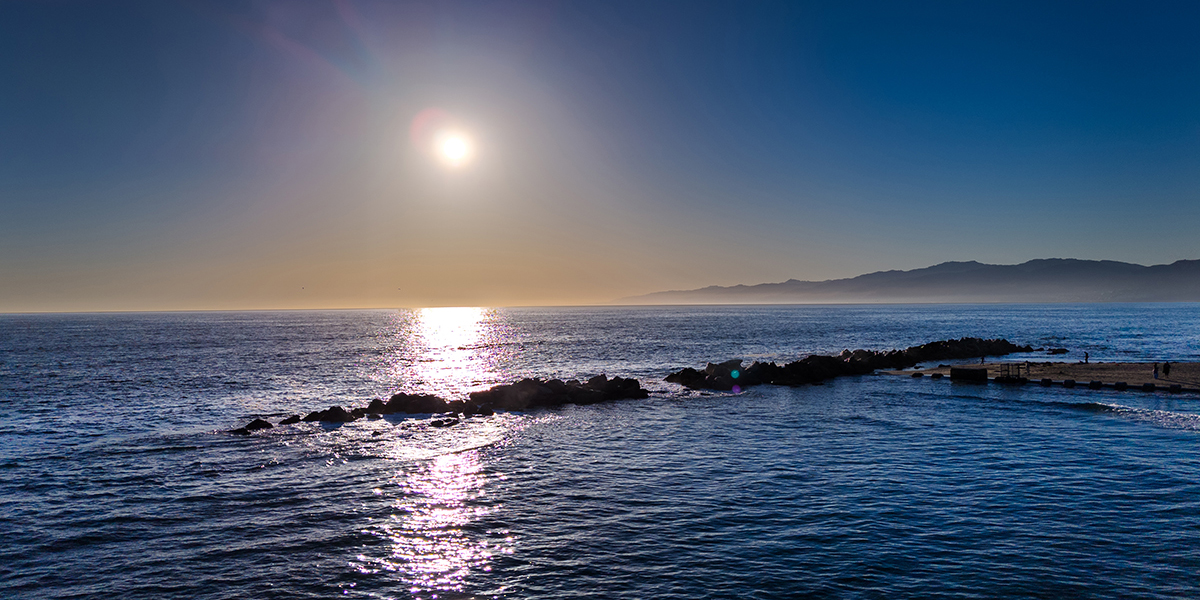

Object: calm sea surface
[2,304,1199,599]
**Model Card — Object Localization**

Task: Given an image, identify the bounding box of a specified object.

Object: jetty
[901,362,1200,393]
[231,338,1197,435]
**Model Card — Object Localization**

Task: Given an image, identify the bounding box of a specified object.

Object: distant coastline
[617,258,1200,305]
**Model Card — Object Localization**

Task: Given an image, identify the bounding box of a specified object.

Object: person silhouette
[1154,363,1159,379]
[1163,361,1172,377]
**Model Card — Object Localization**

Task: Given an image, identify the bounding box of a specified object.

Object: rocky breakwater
[231,374,649,434]
[665,337,1034,391]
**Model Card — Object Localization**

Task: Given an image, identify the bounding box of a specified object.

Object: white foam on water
[1092,402,1200,432]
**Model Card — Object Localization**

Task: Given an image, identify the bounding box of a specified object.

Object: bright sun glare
[435,131,474,168]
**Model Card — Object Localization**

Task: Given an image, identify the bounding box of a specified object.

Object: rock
[664,367,707,388]
[469,375,650,410]
[665,360,750,390]
[323,406,356,422]
[470,378,542,411]
[302,406,357,423]
[384,392,449,414]
[264,374,647,434]
[245,418,273,431]
[230,418,273,435]
[1048,348,1069,355]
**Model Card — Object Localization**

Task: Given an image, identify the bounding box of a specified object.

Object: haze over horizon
[3,1,1199,312]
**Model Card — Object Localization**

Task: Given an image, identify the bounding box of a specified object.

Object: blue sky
[2,1,1198,310]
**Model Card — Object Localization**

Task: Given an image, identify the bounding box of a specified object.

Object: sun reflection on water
[356,308,523,597]
[380,307,507,399]
[359,450,513,598]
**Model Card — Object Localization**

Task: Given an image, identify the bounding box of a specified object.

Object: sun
[434,130,474,168]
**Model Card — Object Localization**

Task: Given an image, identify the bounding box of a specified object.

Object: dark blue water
[2,304,1199,598]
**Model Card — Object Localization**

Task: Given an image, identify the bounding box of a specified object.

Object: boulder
[245,418,273,431]
[279,415,301,425]
[230,418,274,435]
[322,406,356,423]
[383,392,449,414]
[664,367,707,388]
[302,406,357,423]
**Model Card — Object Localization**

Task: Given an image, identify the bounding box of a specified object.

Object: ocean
[2,304,1199,599]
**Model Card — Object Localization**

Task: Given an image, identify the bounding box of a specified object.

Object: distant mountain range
[618,259,1200,304]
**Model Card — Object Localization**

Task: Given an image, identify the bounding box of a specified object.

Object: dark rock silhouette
[468,375,649,411]
[301,405,356,423]
[666,337,1033,391]
[237,374,650,434]
[230,418,274,435]
[383,392,450,415]
[230,339,1041,437]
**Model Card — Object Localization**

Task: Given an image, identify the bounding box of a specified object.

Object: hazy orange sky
[3,1,1199,312]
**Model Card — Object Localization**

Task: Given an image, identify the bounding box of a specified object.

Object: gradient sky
[3,1,1199,311]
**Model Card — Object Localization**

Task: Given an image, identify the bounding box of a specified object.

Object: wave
[1066,401,1200,431]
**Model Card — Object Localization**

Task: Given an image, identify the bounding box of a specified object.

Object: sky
[2,0,1199,311]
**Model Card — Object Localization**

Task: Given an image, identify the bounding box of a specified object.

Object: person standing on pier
[1164,361,1172,377]
[1084,352,1089,364]
[1154,363,1159,379]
